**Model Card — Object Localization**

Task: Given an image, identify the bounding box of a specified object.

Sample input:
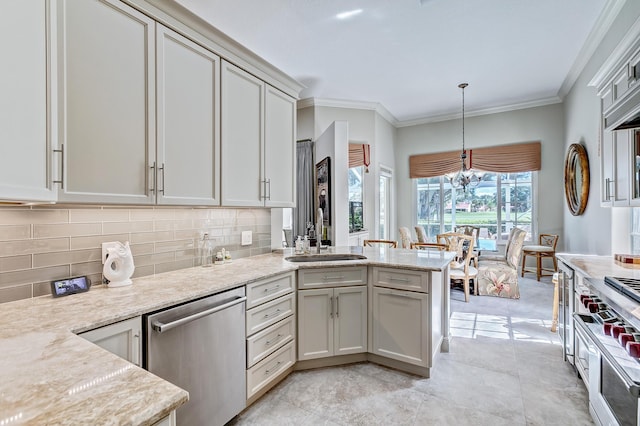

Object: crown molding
[589,9,640,89]
[559,0,627,97]
[395,96,562,128]
[297,98,398,125]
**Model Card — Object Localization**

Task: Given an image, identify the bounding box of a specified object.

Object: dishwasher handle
[151,296,247,333]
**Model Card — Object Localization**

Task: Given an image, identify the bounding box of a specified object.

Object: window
[415,172,534,250]
[379,166,393,239]
[349,166,364,232]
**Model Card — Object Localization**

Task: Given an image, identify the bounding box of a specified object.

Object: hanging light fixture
[447,83,483,192]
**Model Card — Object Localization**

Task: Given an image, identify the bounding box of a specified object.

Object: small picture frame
[316,156,331,225]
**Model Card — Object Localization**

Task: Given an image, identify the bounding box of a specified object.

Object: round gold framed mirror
[564,143,590,216]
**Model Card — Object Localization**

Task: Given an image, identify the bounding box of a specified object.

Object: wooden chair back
[410,242,447,251]
[363,239,397,248]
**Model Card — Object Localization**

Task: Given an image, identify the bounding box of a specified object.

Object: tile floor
[231,276,592,425]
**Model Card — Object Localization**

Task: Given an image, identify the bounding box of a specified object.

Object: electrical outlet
[241,231,252,246]
[102,242,120,264]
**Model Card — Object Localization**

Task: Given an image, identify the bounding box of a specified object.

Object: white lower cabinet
[245,272,296,400]
[371,287,429,367]
[79,316,142,366]
[298,285,367,360]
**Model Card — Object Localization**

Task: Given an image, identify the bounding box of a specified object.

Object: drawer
[246,292,295,336]
[372,267,428,293]
[246,272,295,309]
[247,340,295,399]
[247,315,295,368]
[298,266,367,289]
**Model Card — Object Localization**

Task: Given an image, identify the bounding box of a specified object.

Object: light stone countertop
[556,253,640,280]
[0,247,453,425]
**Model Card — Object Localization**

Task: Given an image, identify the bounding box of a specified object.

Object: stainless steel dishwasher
[144,286,246,426]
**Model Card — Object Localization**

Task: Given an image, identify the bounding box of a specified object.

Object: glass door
[379,167,392,239]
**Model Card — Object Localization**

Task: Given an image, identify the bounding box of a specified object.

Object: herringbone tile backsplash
[0,205,271,303]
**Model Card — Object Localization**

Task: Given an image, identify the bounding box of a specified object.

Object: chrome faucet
[316,208,323,254]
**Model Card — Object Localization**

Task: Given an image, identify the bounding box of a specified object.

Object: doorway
[379,166,393,240]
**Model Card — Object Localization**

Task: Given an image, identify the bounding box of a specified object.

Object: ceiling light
[336,9,362,20]
[446,83,484,192]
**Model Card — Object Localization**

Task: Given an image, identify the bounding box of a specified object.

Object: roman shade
[409,141,541,178]
[349,143,371,172]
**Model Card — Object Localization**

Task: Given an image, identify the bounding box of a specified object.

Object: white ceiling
[175,0,611,124]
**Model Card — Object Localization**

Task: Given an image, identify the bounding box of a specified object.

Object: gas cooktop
[604,276,640,304]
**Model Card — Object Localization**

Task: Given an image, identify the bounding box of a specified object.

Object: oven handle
[574,313,640,396]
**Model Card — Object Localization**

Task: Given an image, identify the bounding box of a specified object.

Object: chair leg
[521,253,527,277]
[536,255,542,281]
[464,278,469,303]
[552,255,558,272]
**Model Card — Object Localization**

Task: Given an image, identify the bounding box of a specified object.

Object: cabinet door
[221,60,264,206]
[79,316,142,366]
[372,287,429,367]
[632,130,640,206]
[613,129,630,206]
[600,124,614,207]
[297,288,333,360]
[156,25,220,206]
[264,85,296,207]
[334,286,367,356]
[0,1,55,202]
[58,0,155,204]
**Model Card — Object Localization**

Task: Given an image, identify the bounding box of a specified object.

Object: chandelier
[447,83,483,192]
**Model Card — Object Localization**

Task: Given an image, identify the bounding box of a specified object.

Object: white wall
[395,103,565,248]
[563,1,640,255]
[296,104,397,244]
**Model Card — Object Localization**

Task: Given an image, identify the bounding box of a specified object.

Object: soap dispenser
[295,236,303,254]
[200,233,213,267]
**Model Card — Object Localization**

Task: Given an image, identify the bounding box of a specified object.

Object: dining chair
[476,227,527,299]
[363,239,398,248]
[398,226,413,249]
[454,225,480,267]
[437,232,477,302]
[415,226,428,243]
[521,233,559,281]
[410,242,447,251]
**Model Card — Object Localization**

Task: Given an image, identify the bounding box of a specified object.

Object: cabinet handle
[266,178,271,200]
[324,275,344,281]
[336,295,339,318]
[265,333,283,347]
[53,144,64,189]
[329,296,334,318]
[389,277,410,282]
[261,179,268,200]
[159,163,165,195]
[387,291,415,299]
[263,284,281,293]
[263,308,281,319]
[150,162,156,194]
[265,360,282,376]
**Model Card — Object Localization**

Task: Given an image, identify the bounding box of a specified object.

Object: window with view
[415,172,534,250]
[349,166,364,233]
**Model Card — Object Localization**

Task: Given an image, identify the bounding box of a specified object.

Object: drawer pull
[389,277,410,282]
[388,291,414,299]
[324,275,344,280]
[263,308,282,319]
[265,360,282,375]
[265,334,283,346]
[263,284,281,293]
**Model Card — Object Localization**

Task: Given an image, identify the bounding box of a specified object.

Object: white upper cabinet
[57,0,155,204]
[0,1,55,202]
[221,60,296,207]
[156,24,220,206]
[221,60,264,206]
[265,86,296,207]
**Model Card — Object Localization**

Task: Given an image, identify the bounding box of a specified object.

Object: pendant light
[447,83,483,191]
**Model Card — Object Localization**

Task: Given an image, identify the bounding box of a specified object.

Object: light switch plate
[241,231,252,246]
[101,242,120,264]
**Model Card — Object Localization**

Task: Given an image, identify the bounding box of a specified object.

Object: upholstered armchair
[476,227,527,299]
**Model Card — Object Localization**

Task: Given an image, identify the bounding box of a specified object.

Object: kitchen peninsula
[0,247,454,425]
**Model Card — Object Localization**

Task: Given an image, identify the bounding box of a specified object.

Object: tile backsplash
[0,205,271,304]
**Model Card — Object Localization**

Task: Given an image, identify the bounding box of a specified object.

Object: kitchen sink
[285,254,367,262]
